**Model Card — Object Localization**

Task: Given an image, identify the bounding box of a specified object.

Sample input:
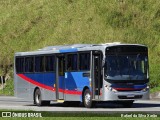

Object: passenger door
[92,51,103,100]
[56,55,65,100]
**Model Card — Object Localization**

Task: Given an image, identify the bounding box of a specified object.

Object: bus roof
[15,42,147,56]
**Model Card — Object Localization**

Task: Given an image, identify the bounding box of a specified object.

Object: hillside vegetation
[0,0,160,89]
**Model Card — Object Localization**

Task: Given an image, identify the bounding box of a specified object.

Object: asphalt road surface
[0,96,160,112]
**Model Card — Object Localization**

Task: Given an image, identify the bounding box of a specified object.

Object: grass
[150,84,160,93]
[0,79,14,96]
[0,0,160,93]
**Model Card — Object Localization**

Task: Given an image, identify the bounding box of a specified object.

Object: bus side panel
[14,74,31,100]
[64,72,90,101]
[16,73,56,101]
[26,73,56,101]
[43,73,56,100]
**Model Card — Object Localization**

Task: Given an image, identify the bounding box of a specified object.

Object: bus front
[104,45,149,105]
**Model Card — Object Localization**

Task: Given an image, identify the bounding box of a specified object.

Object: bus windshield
[105,55,148,80]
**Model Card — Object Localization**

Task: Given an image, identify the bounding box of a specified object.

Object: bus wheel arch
[33,87,50,106]
[82,86,95,108]
[33,87,42,106]
[82,86,89,102]
[33,87,40,104]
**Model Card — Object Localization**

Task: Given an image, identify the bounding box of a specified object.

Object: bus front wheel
[83,89,95,108]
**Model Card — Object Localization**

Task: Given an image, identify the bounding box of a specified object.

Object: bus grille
[117,89,143,92]
[118,95,142,99]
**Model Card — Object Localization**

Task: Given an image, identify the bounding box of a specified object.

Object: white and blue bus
[14,43,149,108]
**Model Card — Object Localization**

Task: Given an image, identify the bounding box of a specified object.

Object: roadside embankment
[150,92,160,100]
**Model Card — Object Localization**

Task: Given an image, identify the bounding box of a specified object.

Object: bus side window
[25,57,34,73]
[79,53,90,71]
[67,54,78,71]
[16,57,24,73]
[45,55,55,72]
[35,56,45,72]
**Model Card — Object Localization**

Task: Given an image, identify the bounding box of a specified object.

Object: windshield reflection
[105,55,148,80]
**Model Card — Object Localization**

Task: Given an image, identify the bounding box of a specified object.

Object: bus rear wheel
[34,89,50,106]
[83,89,95,108]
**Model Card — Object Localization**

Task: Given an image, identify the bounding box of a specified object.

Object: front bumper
[102,89,149,101]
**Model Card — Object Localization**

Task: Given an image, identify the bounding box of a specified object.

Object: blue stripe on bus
[59,48,77,53]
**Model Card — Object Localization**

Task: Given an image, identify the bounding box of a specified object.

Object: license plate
[127,94,135,98]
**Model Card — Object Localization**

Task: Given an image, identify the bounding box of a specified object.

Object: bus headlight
[142,86,149,92]
[112,88,117,92]
[105,85,117,92]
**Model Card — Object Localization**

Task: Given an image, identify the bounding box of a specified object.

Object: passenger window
[67,54,78,71]
[16,58,24,73]
[25,57,34,73]
[79,53,90,70]
[45,55,55,72]
[35,56,45,72]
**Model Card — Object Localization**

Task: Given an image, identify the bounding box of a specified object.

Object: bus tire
[34,89,50,106]
[83,89,95,108]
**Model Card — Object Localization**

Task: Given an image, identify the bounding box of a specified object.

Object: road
[0,96,160,112]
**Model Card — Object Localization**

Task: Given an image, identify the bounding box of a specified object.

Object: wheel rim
[85,93,91,105]
[36,93,40,104]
